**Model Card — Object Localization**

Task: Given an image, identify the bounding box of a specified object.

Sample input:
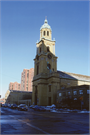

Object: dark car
[4,103,8,107]
[29,105,34,109]
[18,104,28,111]
[11,104,17,109]
[33,105,39,111]
[34,105,46,111]
[8,104,11,108]
[0,103,2,107]
[39,106,46,111]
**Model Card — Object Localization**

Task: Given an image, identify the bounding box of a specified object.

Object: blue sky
[0,1,89,98]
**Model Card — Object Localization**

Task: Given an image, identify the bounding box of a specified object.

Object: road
[0,107,89,134]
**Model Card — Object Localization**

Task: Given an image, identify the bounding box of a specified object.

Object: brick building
[21,68,34,91]
[57,85,90,109]
[9,82,21,91]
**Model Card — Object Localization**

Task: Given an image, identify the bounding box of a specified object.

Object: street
[0,107,89,134]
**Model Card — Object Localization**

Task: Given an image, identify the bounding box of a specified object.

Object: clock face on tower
[47,54,52,59]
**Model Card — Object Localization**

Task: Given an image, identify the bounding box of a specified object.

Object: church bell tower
[32,18,59,106]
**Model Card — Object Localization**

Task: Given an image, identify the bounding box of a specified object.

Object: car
[18,104,28,111]
[11,104,17,109]
[8,104,12,108]
[29,105,34,108]
[4,103,8,107]
[33,105,39,111]
[2,104,5,107]
[45,106,52,112]
[39,106,46,111]
[0,103,2,107]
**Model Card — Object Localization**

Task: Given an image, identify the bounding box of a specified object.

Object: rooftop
[57,71,90,81]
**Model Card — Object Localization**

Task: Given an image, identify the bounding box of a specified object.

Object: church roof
[40,19,52,31]
[57,70,90,81]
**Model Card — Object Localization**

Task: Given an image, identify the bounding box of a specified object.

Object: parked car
[33,105,39,111]
[45,106,52,112]
[8,104,11,108]
[11,104,17,109]
[29,105,34,109]
[4,103,8,107]
[18,104,28,111]
[38,106,46,111]
[0,103,2,107]
[2,104,5,107]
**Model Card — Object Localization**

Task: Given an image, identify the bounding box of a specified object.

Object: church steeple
[40,18,52,40]
[32,18,58,106]
[37,18,55,55]
[34,18,57,76]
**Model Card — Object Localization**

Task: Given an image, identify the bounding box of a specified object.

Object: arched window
[49,85,51,92]
[52,68,54,71]
[47,47,50,52]
[47,63,51,69]
[47,31,49,36]
[37,64,39,75]
[40,47,41,53]
[43,31,46,36]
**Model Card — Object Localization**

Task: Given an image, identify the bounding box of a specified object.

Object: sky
[0,0,90,98]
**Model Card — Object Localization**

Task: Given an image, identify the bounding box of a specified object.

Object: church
[32,18,90,106]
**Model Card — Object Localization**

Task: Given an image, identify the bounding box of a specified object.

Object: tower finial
[45,16,47,20]
[44,16,48,23]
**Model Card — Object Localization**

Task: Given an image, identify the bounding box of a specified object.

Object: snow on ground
[78,111,90,113]
[50,109,90,113]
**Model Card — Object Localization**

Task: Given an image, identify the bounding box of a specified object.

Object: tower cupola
[40,18,52,40]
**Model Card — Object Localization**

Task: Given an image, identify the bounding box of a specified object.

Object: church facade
[32,19,90,106]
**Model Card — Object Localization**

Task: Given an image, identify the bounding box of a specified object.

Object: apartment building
[21,68,34,92]
[9,82,21,91]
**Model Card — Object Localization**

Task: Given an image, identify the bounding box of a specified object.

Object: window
[47,63,51,69]
[79,90,83,94]
[68,91,70,95]
[62,92,66,96]
[59,93,61,96]
[49,85,51,92]
[73,91,77,95]
[48,97,51,106]
[52,68,54,71]
[27,70,29,73]
[27,73,29,78]
[47,47,50,52]
[26,87,28,91]
[37,64,39,75]
[61,86,65,89]
[74,98,77,100]
[87,90,90,94]
[43,31,45,36]
[40,47,41,53]
[47,31,49,36]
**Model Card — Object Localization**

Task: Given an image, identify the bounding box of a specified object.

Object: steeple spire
[40,18,52,40]
[44,16,48,23]
[45,16,47,20]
